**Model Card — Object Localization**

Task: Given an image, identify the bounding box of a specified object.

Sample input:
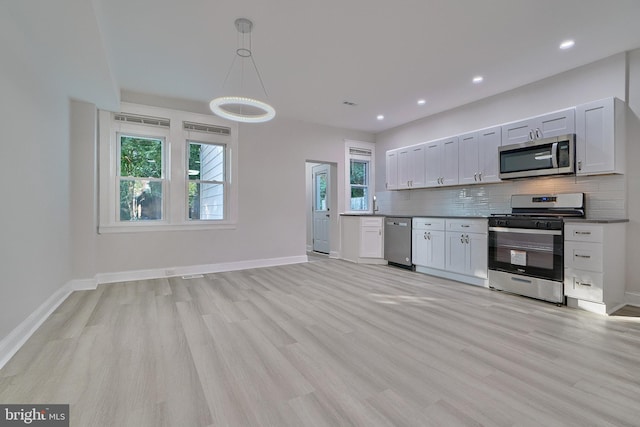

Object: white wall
[375,51,640,298]
[0,48,72,339]
[625,50,640,301]
[70,92,372,278]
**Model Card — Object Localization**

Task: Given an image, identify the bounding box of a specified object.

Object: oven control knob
[546,221,552,229]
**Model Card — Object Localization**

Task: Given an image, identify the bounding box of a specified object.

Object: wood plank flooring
[2,259,640,426]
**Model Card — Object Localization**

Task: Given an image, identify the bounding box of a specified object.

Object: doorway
[312,164,330,253]
[306,162,336,256]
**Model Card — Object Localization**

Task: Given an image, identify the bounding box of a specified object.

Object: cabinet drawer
[564,268,604,303]
[446,219,487,234]
[564,242,603,272]
[362,217,384,227]
[413,217,445,231]
[564,224,603,243]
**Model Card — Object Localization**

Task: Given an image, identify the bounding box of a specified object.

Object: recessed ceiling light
[559,39,575,50]
[417,99,426,105]
[376,114,384,120]
[472,76,484,84]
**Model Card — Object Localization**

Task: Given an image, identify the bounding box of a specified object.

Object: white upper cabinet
[502,108,575,145]
[387,144,426,190]
[397,144,426,189]
[575,97,625,176]
[426,136,459,187]
[385,149,398,190]
[458,132,479,185]
[458,126,501,185]
[409,144,426,188]
[397,147,410,189]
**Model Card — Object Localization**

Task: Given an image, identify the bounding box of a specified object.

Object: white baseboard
[0,255,308,370]
[329,251,340,259]
[624,291,640,307]
[0,283,73,370]
[95,255,309,284]
[306,244,313,252]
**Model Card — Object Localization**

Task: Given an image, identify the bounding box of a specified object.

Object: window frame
[186,139,228,222]
[344,140,375,214]
[116,132,167,222]
[98,103,238,233]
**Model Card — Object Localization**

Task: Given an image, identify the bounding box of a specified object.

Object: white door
[312,164,331,253]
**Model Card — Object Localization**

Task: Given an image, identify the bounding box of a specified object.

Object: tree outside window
[118,135,164,221]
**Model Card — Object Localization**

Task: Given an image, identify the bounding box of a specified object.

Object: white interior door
[312,164,330,253]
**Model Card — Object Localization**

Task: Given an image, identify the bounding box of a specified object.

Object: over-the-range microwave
[498,134,575,180]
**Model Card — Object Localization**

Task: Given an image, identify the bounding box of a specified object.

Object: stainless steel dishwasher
[384,217,413,269]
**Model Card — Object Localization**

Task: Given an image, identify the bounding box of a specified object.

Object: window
[188,141,226,220]
[118,134,165,221]
[349,159,369,211]
[345,140,375,213]
[99,103,238,233]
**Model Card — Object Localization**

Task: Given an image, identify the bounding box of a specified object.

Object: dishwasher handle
[386,221,409,227]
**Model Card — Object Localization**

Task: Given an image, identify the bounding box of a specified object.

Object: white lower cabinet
[412,218,445,270]
[413,217,488,287]
[445,220,488,280]
[564,222,626,315]
[340,216,386,264]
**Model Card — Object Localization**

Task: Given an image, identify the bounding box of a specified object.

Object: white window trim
[344,139,375,214]
[98,102,238,233]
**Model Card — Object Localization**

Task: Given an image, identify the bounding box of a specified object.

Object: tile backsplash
[375,174,626,219]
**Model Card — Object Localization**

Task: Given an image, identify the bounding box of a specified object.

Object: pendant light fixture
[209,18,276,123]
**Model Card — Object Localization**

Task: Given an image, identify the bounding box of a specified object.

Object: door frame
[306,161,338,257]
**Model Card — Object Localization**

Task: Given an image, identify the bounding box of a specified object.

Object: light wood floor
[1,260,640,426]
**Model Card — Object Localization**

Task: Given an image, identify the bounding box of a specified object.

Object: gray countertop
[341,214,629,223]
[563,217,629,224]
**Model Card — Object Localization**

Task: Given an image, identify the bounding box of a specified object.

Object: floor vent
[181,274,205,279]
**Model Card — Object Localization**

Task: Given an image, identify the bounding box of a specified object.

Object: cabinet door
[446,232,467,274]
[502,119,532,145]
[467,233,488,279]
[575,98,615,175]
[536,108,575,138]
[412,229,429,266]
[424,140,442,187]
[385,150,398,190]
[428,230,446,270]
[360,226,383,258]
[409,144,426,188]
[478,126,501,183]
[441,137,459,186]
[458,132,479,185]
[397,148,410,189]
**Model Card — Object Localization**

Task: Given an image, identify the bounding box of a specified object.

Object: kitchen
[3,1,640,425]
[363,90,629,315]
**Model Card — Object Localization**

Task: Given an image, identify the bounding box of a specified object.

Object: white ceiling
[5,0,640,133]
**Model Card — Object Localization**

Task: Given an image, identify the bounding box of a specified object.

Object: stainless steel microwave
[499,134,575,180]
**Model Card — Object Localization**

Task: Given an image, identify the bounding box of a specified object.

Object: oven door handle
[551,142,559,168]
[489,227,562,235]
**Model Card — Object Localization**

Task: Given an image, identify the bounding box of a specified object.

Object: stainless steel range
[488,193,585,303]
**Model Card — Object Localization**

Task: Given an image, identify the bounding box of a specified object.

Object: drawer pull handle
[461,225,470,228]
[575,254,591,259]
[575,231,592,235]
[576,281,592,287]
